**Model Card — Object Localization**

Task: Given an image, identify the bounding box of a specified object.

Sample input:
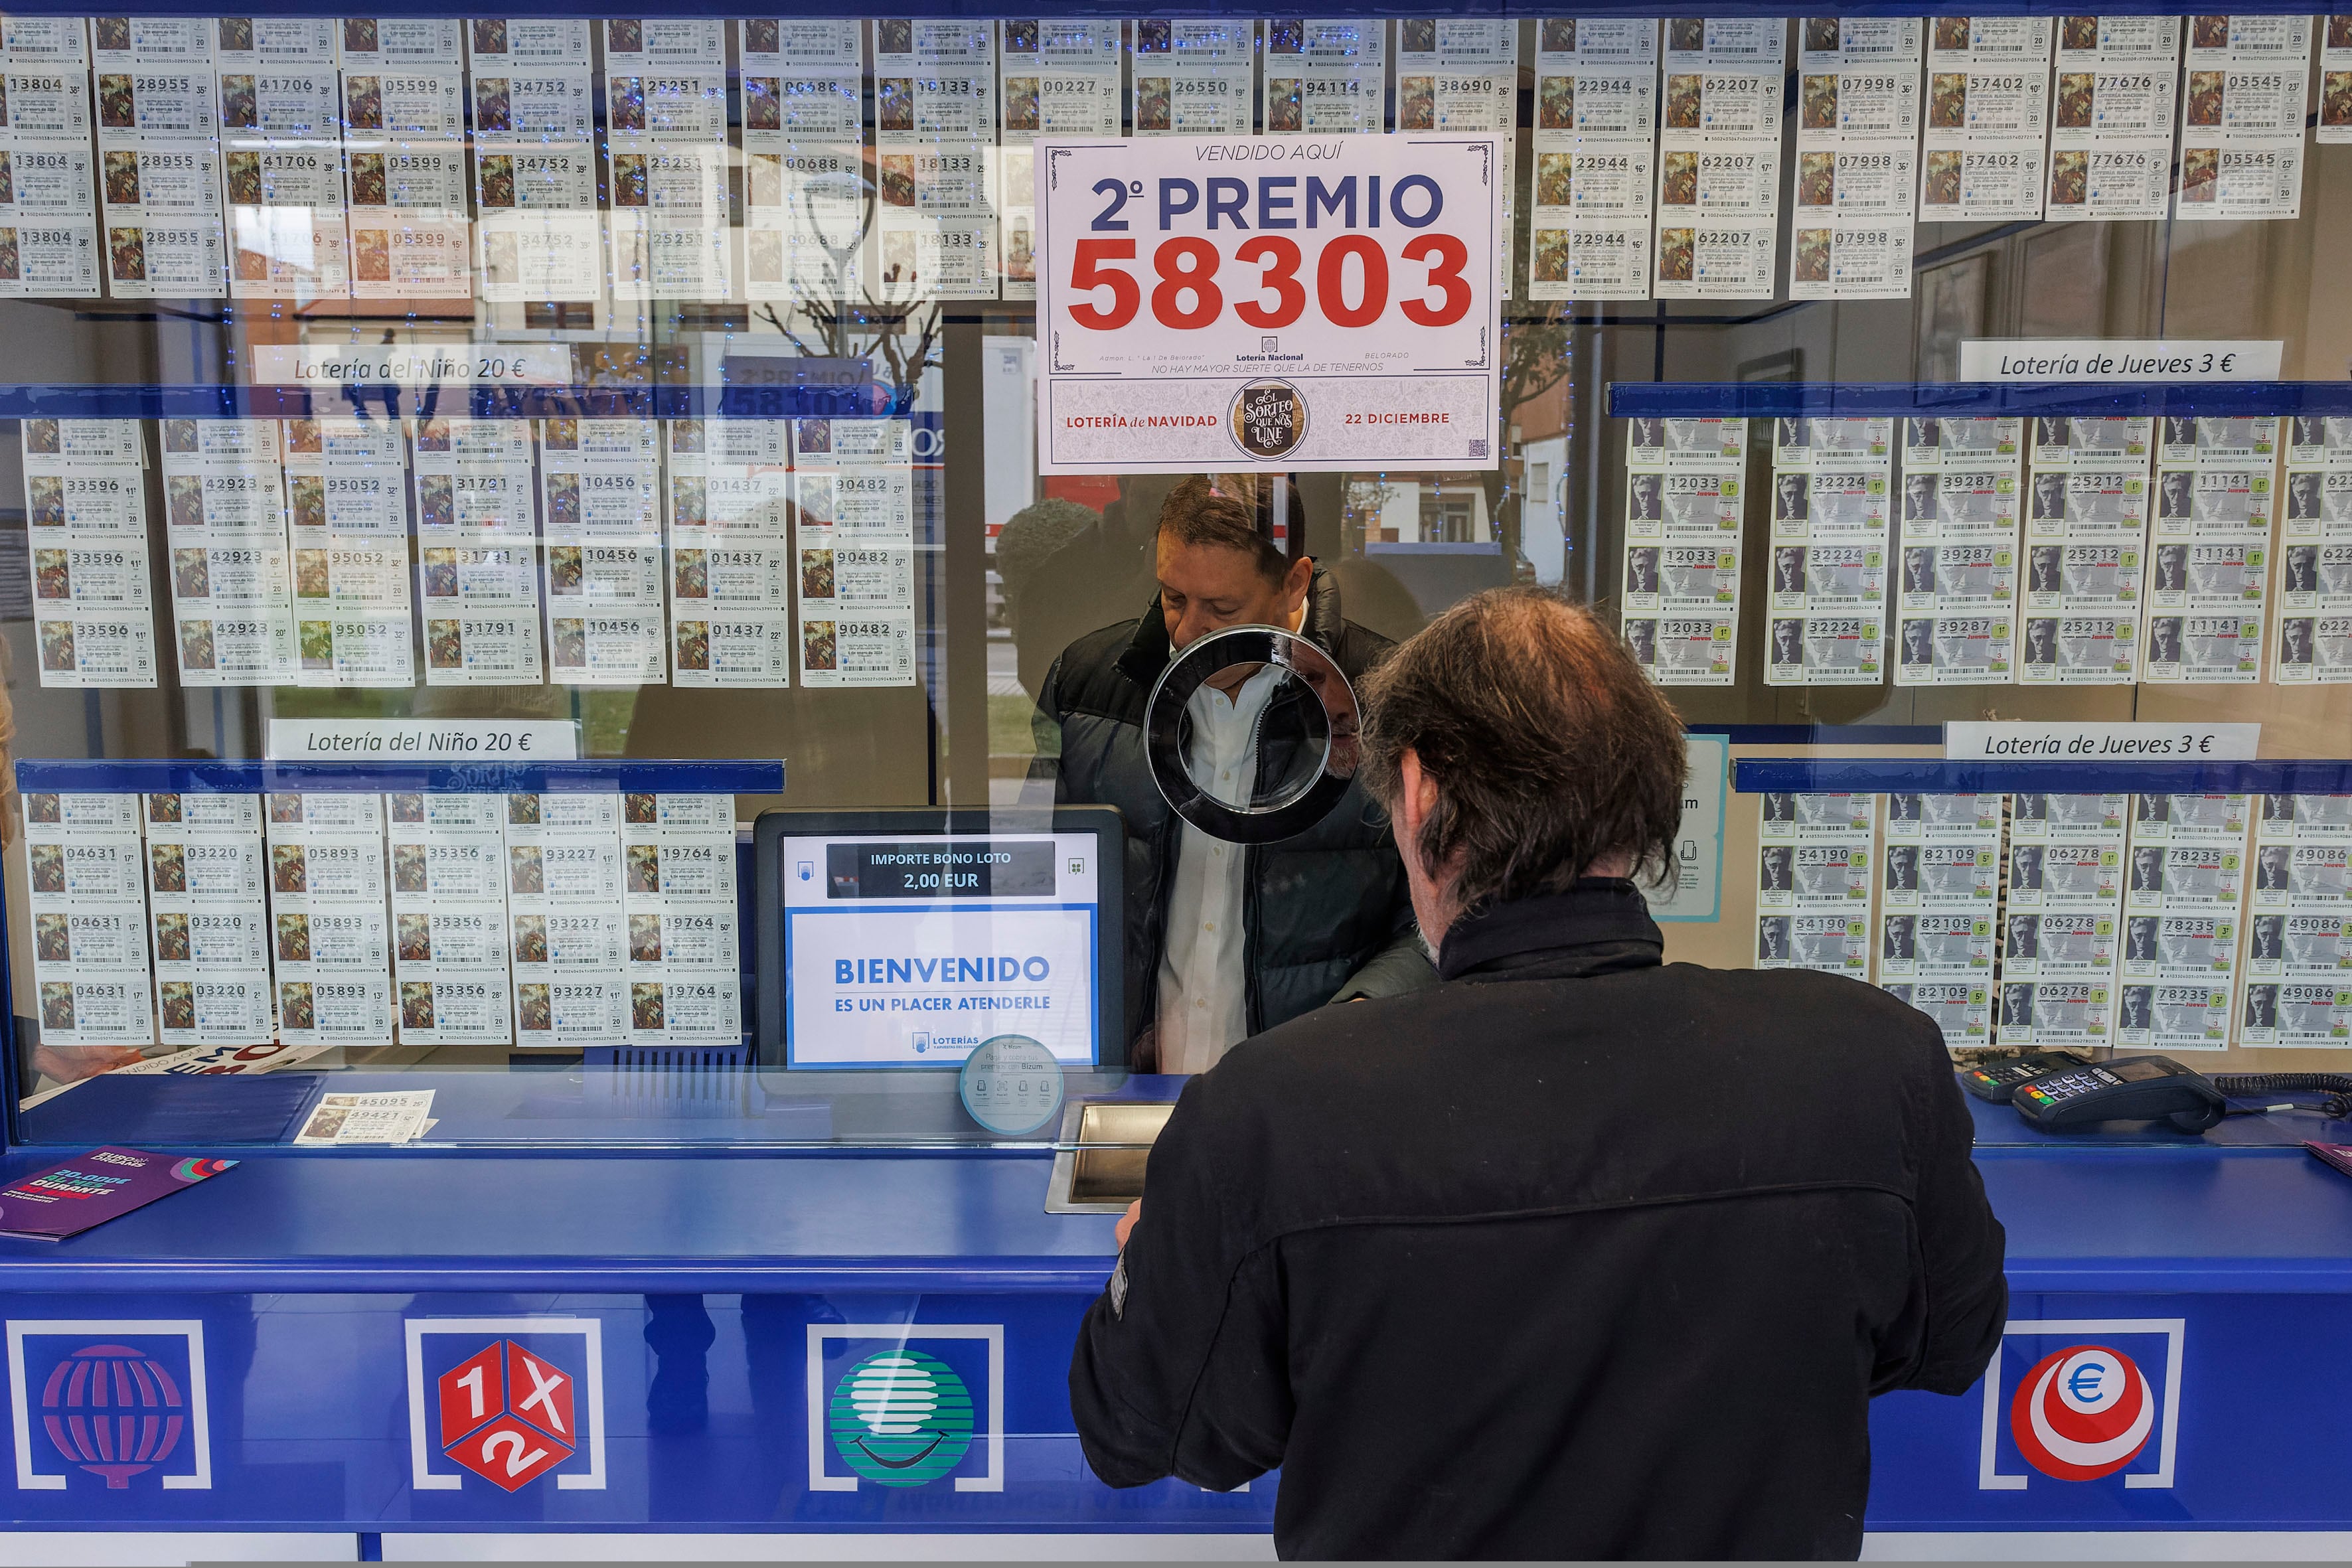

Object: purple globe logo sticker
[40,1343,186,1487]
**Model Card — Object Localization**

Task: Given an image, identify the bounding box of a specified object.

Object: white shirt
[1155,661,1284,1075]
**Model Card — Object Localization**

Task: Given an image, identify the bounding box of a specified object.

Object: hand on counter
[33,1042,144,1087]
[1117,1198,1141,1249]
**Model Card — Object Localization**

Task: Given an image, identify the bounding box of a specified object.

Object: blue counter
[0,1087,2348,1539]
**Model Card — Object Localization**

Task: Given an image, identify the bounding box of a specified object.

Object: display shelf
[1733,757,2352,796]
[0,0,2317,21]
[0,380,876,422]
[12,758,784,795]
[1609,380,2352,420]
[1688,724,1942,745]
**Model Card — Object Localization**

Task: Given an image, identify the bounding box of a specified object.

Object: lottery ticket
[142,792,273,1046]
[1756,791,1875,979]
[23,791,153,1048]
[266,791,393,1047]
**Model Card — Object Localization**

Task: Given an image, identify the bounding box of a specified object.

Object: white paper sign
[1944,720,2260,759]
[1959,338,2284,380]
[1036,132,1503,473]
[266,718,582,760]
[250,344,574,386]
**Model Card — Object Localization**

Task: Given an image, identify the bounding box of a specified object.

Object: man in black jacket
[1069,588,2008,1559]
[1033,477,1429,1071]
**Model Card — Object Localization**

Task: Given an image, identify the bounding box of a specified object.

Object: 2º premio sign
[1036,134,1504,475]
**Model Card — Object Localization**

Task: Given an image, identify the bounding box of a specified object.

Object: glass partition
[3,11,2349,1152]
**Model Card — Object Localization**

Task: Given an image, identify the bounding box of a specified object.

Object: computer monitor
[752,808,1125,1069]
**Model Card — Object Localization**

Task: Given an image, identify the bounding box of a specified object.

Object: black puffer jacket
[1070,886,2007,1559]
[1034,568,1431,1059]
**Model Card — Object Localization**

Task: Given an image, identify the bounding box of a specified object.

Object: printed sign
[1036,132,1502,472]
[405,1316,605,1492]
[1642,732,1726,920]
[1946,721,2260,759]
[806,1323,1003,1492]
[7,1320,212,1491]
[265,718,580,761]
[781,831,1101,1067]
[250,345,571,387]
[1979,1318,2184,1490]
[1959,339,2284,382]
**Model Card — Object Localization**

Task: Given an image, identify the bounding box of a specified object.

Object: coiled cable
[2212,1073,2352,1119]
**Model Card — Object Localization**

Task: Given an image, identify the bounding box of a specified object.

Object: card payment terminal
[2009,1055,2231,1133]
[1960,1052,2088,1104]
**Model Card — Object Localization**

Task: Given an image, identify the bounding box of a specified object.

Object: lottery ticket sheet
[389,791,512,1046]
[23,791,154,1048]
[266,791,394,1047]
[622,793,744,1045]
[2245,794,2352,1046]
[1879,791,2001,1049]
[25,418,159,688]
[0,18,103,296]
[143,791,273,1046]
[1622,416,1745,684]
[2118,793,2252,1051]
[471,17,599,305]
[1528,18,1658,301]
[1791,17,1920,298]
[504,790,630,1045]
[1895,416,2023,686]
[2045,15,2180,221]
[2276,418,2352,682]
[1764,416,1892,684]
[2020,413,2154,684]
[1998,791,2128,1049]
[1755,791,1875,980]
[741,19,867,307]
[2177,14,2310,221]
[1919,17,2052,222]
[2146,414,2273,684]
[1654,17,1784,299]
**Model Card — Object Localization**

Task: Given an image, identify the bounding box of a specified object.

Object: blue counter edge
[0,3,2328,21]
[0,1257,2341,1295]
[14,758,785,794]
[1608,380,2352,418]
[0,384,881,420]
[0,1257,1117,1293]
[0,1137,2344,1296]
[1734,757,2352,795]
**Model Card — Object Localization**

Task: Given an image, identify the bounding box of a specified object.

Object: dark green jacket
[1034,568,1433,1059]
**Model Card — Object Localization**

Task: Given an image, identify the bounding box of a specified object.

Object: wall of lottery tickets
[0,16,2342,305]
[1623,414,2352,688]
[1755,789,2352,1054]
[25,414,917,691]
[23,787,744,1058]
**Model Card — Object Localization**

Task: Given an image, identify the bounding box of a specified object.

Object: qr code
[1468,439,1489,459]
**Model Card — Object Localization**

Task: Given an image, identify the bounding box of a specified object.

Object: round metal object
[1142,623,1362,844]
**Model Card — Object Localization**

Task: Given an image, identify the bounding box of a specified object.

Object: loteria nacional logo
[807,1324,1003,1492]
[1980,1318,2183,1490]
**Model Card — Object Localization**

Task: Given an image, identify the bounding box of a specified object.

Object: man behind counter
[1033,475,1428,1072]
[1071,588,2007,1559]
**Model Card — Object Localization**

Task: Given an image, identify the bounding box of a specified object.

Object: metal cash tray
[1044,1100,1174,1214]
